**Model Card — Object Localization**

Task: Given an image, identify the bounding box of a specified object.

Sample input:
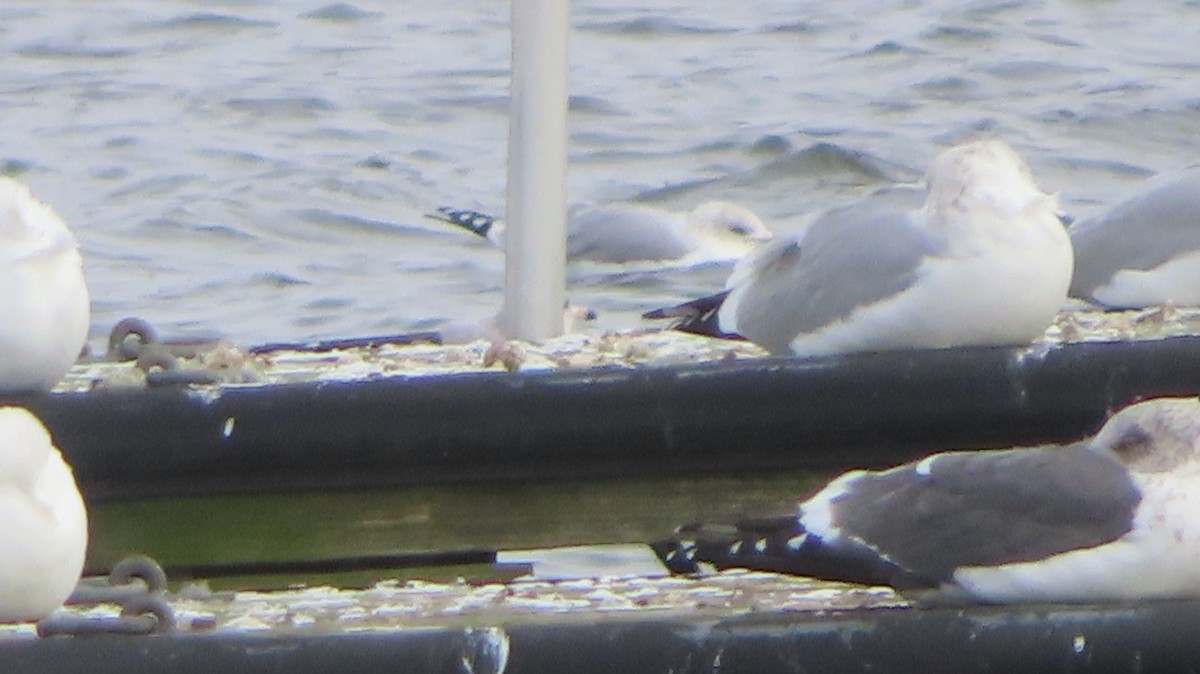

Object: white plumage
[950,398,1200,603]
[658,398,1200,604]
[0,407,88,622]
[728,139,1072,355]
[0,178,90,393]
[1069,166,1200,309]
[430,200,773,265]
[648,140,1074,356]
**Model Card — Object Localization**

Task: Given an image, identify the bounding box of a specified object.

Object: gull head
[0,407,59,490]
[1090,397,1200,474]
[686,201,773,255]
[923,139,1056,222]
[0,177,78,261]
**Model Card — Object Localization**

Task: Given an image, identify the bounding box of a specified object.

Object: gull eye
[728,223,751,236]
[1109,425,1153,459]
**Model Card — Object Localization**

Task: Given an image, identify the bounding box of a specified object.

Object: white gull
[0,406,87,621]
[428,200,773,265]
[646,139,1074,356]
[1069,166,1200,309]
[0,178,90,392]
[657,397,1200,604]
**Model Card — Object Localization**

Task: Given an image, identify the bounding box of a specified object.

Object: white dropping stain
[222,417,236,439]
[1073,634,1086,655]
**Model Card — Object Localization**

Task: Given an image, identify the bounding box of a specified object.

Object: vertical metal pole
[503,0,568,340]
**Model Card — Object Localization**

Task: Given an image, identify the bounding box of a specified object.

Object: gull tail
[427,207,500,240]
[651,516,905,587]
[641,290,744,341]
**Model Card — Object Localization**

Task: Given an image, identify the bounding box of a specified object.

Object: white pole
[503,0,569,341]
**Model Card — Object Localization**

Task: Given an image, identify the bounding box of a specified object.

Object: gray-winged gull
[1069,166,1200,309]
[428,200,773,264]
[644,139,1074,355]
[0,178,90,393]
[655,397,1200,604]
[0,406,87,621]
[437,301,597,345]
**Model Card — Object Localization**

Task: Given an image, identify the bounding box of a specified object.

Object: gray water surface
[3,1,1199,347]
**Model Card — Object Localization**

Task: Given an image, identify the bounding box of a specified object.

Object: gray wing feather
[823,444,1140,583]
[566,205,691,263]
[726,193,936,354]
[1069,166,1200,301]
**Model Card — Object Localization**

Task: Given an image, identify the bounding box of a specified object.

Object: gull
[0,406,87,622]
[427,200,773,265]
[0,178,90,393]
[655,397,1200,604]
[1069,166,1200,309]
[246,302,597,353]
[436,301,597,345]
[644,139,1074,356]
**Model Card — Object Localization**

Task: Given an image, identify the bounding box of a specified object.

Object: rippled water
[3,0,1199,347]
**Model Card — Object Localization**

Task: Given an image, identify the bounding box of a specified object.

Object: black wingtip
[642,290,745,341]
[652,516,912,588]
[649,535,703,575]
[427,206,498,238]
[651,518,804,576]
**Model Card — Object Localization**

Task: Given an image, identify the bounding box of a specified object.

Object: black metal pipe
[9,600,1200,673]
[8,337,1200,502]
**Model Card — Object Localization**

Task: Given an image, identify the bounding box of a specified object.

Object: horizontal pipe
[7,599,1200,673]
[9,337,1200,502]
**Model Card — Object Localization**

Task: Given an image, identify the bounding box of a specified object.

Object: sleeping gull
[645,139,1074,356]
[437,301,597,345]
[0,406,87,621]
[1069,166,1200,308]
[0,177,90,393]
[427,200,773,264]
[654,397,1200,604]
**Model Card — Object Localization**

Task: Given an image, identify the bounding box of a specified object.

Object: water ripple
[150,13,278,31]
[301,3,382,22]
[15,43,134,60]
[578,16,735,36]
[1,0,1197,345]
